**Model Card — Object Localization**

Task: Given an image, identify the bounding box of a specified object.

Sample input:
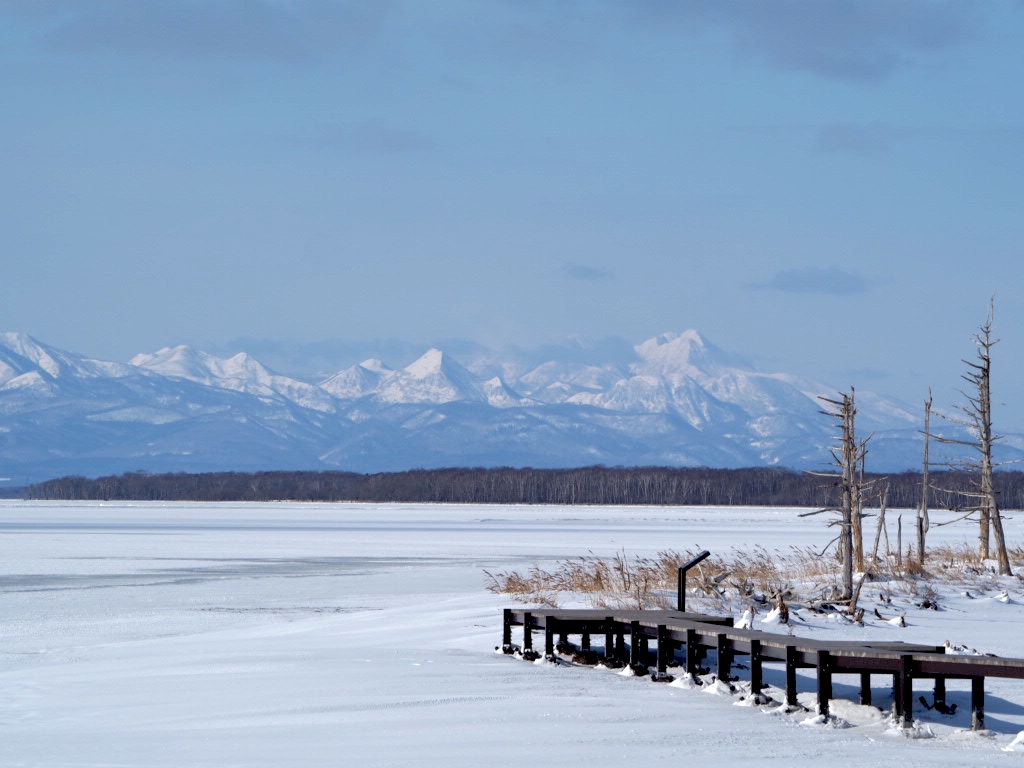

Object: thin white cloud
[623,0,978,82]
[815,122,894,154]
[747,267,870,296]
[13,0,396,63]
[294,121,436,154]
[564,264,613,281]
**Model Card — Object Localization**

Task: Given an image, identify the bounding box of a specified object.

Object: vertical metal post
[676,550,711,612]
[816,650,832,718]
[502,609,513,647]
[604,617,614,659]
[545,618,555,657]
[581,632,591,652]
[934,676,946,707]
[522,611,533,651]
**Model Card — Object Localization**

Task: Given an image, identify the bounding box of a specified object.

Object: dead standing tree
[805,389,871,601]
[917,391,932,564]
[932,305,1012,575]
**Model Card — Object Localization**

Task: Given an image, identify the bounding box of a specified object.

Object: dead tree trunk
[917,391,932,564]
[814,389,870,600]
[966,307,1010,573]
[933,302,1011,575]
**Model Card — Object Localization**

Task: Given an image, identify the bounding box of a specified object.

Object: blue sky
[2,1,1024,425]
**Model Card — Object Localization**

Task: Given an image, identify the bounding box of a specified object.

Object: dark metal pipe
[676,550,711,612]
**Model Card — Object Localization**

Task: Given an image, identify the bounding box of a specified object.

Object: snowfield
[4,501,1024,766]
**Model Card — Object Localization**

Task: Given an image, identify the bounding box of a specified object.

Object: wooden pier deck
[502,607,1024,729]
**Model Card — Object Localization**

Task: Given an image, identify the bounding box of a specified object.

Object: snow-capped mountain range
[0,329,984,484]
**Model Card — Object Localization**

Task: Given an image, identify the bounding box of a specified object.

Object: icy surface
[3,501,1024,766]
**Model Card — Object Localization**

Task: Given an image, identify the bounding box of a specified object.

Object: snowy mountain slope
[368,349,528,408]
[373,349,485,404]
[320,359,391,399]
[131,345,338,413]
[0,331,138,392]
[0,329,994,483]
[515,361,628,402]
[0,334,347,482]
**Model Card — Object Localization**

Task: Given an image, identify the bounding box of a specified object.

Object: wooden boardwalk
[502,607,1024,729]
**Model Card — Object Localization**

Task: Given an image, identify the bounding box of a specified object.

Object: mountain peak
[374,348,485,404]
[131,345,212,380]
[405,348,446,378]
[635,330,751,377]
[0,331,63,378]
[359,359,390,375]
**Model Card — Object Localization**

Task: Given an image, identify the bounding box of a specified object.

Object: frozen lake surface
[4,501,1024,766]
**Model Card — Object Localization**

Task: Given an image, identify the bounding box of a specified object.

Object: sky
[2,1,1024,425]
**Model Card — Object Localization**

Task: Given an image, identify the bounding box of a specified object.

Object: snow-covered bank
[3,501,1024,766]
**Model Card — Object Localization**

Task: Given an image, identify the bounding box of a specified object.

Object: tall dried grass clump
[487,546,833,610]
[485,544,1024,610]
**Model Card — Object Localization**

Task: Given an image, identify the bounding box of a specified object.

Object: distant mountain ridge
[0,329,999,484]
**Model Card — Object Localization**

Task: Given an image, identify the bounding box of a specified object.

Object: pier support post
[545,618,556,657]
[716,633,731,681]
[630,621,641,666]
[816,650,832,718]
[522,611,533,651]
[604,617,614,659]
[686,628,700,677]
[785,646,799,707]
[502,609,513,647]
[934,676,946,707]
[972,677,986,731]
[895,655,914,727]
[582,632,591,652]
[859,673,872,706]
[657,625,671,674]
[750,639,762,693]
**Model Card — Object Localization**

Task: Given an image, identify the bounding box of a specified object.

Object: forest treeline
[21,466,1024,510]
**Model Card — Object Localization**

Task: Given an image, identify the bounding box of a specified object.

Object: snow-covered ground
[3,501,1024,766]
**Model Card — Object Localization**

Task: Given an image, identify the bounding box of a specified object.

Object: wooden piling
[686,628,700,677]
[657,625,671,674]
[859,672,872,706]
[749,639,762,694]
[972,677,985,731]
[785,646,799,707]
[895,655,914,726]
[717,633,730,681]
[630,620,641,666]
[816,650,832,717]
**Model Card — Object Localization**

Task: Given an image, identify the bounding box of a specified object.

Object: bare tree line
[21,466,1024,509]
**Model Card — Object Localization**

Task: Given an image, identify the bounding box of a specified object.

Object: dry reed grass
[485,543,1024,611]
